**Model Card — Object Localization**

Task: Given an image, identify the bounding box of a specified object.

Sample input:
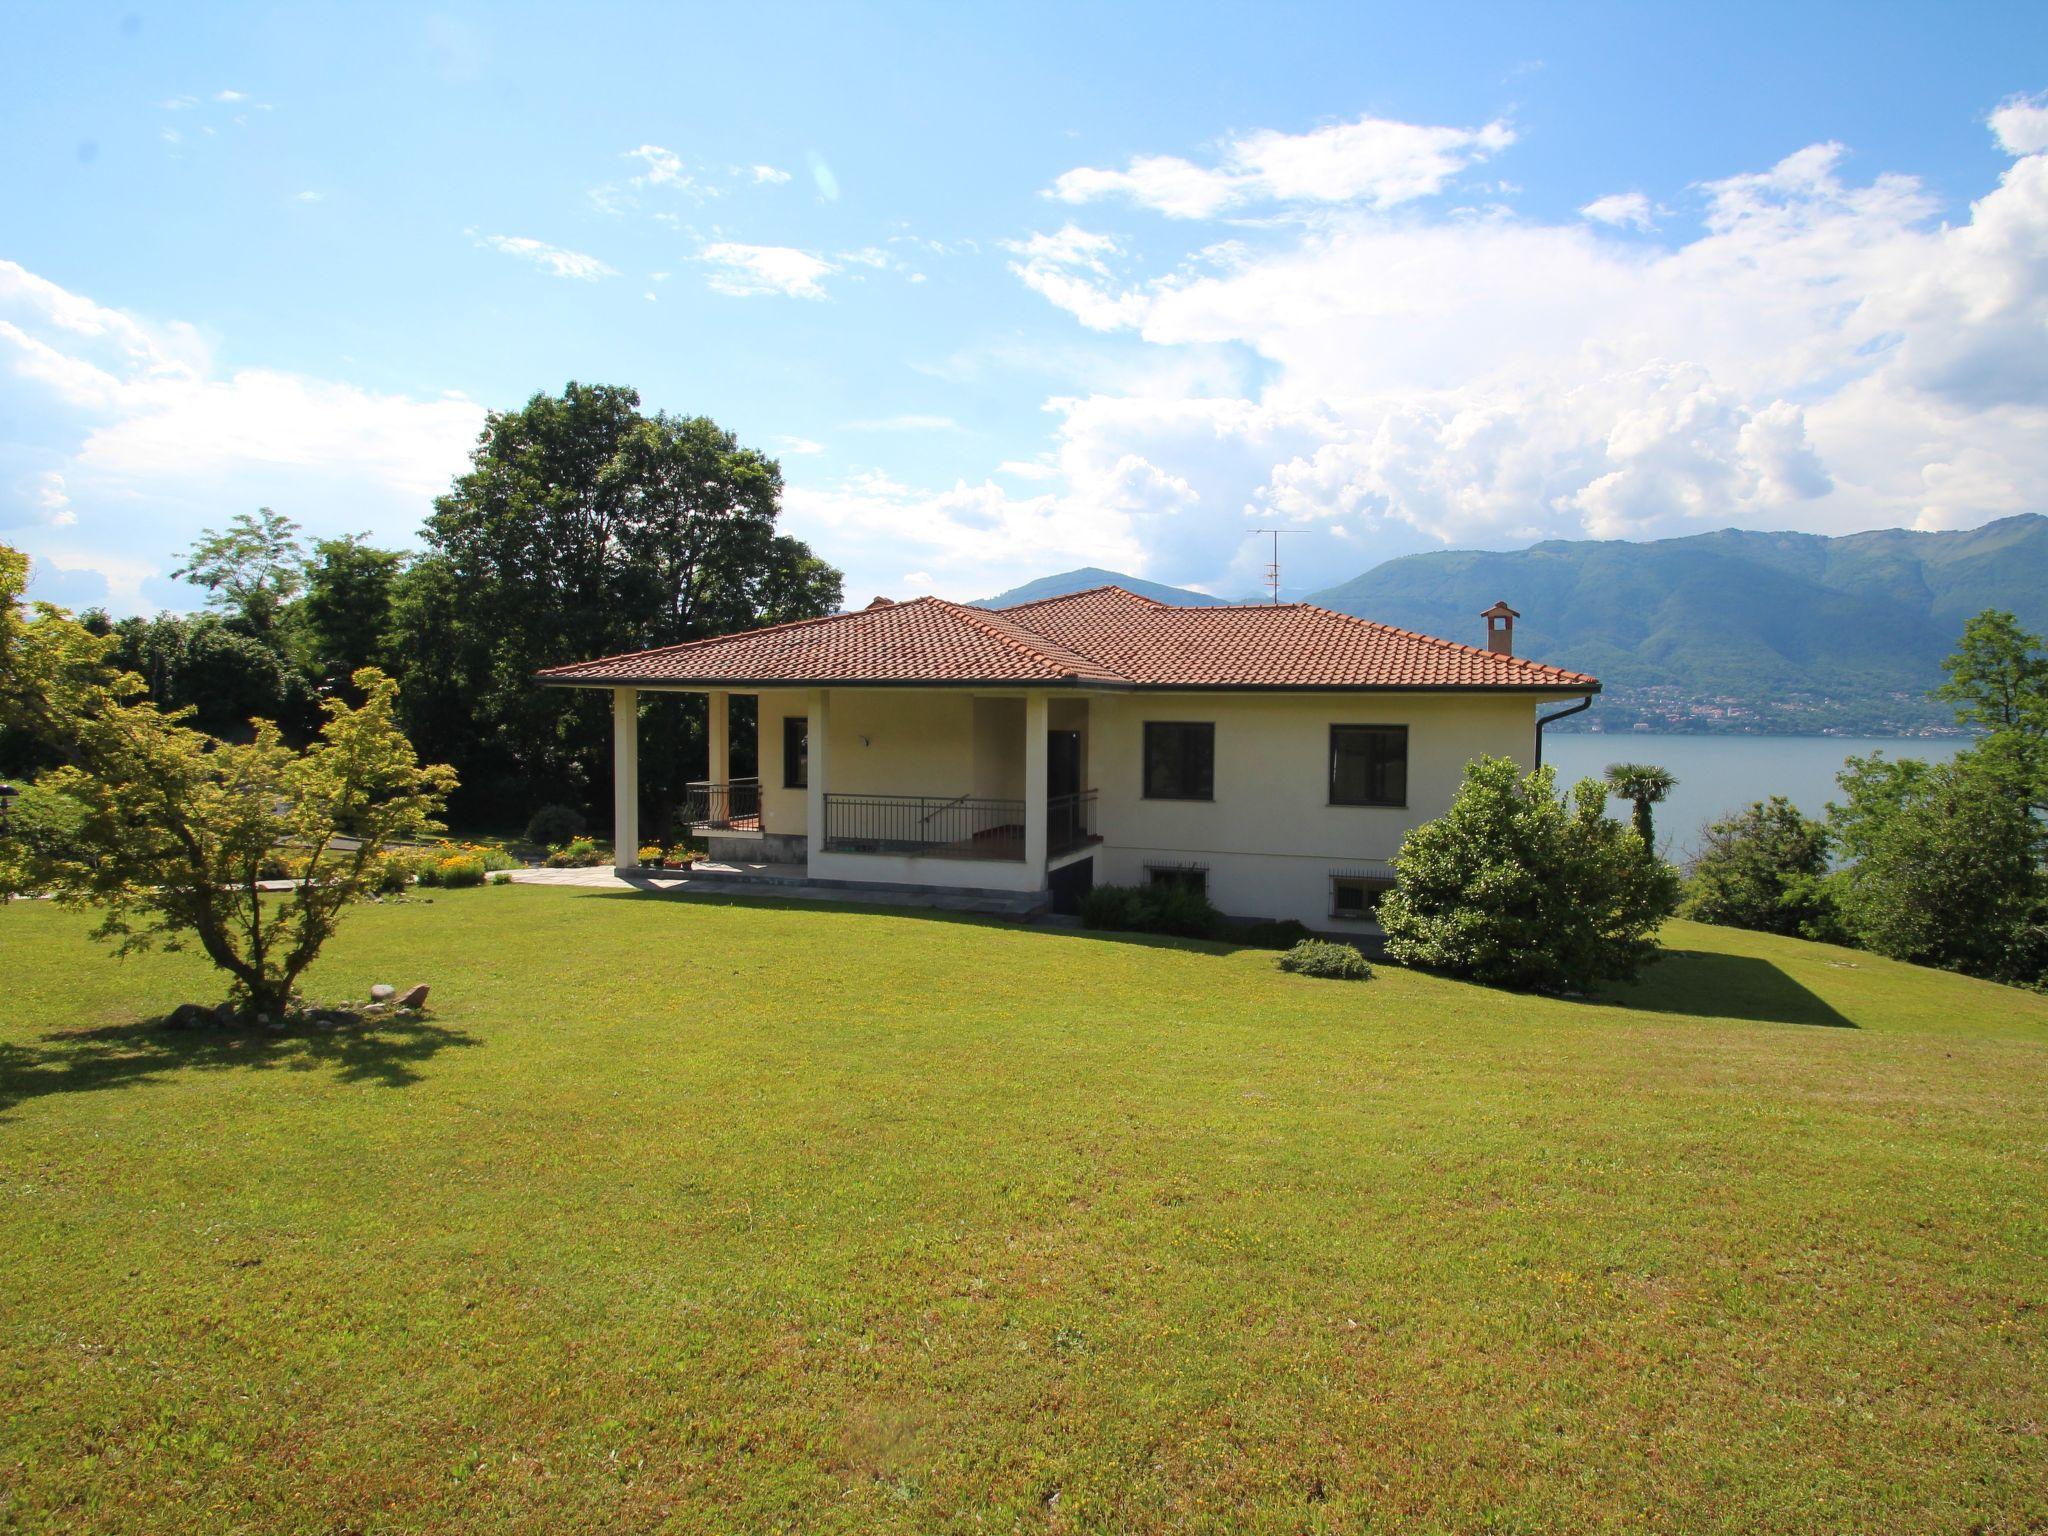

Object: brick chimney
[865,596,895,609]
[1481,600,1519,656]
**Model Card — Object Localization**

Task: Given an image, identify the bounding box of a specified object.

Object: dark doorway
[1048,854,1094,915]
[1048,729,1082,799]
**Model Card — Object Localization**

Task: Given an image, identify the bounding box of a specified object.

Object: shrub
[487,870,513,886]
[1379,756,1681,994]
[478,847,519,872]
[524,803,586,848]
[372,852,422,894]
[1277,939,1373,980]
[1079,882,1221,940]
[435,855,485,888]
[1681,796,1841,940]
[543,836,607,869]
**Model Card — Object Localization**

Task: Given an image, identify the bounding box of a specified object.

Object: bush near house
[524,803,586,848]
[1276,938,1373,979]
[1079,881,1221,939]
[1681,796,1841,941]
[1380,756,1680,993]
[543,836,609,868]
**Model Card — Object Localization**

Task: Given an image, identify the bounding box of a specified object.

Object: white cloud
[214,88,247,103]
[749,164,792,184]
[793,100,2048,602]
[808,151,840,202]
[772,435,826,455]
[0,259,485,614]
[472,232,616,281]
[1581,191,1654,230]
[699,242,836,299]
[1991,93,2048,156]
[1051,112,1514,218]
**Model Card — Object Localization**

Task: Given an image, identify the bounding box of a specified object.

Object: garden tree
[298,534,404,698]
[1,545,457,1015]
[172,507,307,638]
[1602,762,1679,854]
[1828,752,2047,985]
[1680,796,1841,940]
[400,382,842,825]
[1379,756,1681,993]
[101,610,313,740]
[1935,609,2048,809]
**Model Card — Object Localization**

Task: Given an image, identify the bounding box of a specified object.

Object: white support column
[612,687,640,873]
[804,688,830,874]
[706,689,730,789]
[1023,691,1049,881]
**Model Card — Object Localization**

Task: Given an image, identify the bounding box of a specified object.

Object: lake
[1542,733,1968,860]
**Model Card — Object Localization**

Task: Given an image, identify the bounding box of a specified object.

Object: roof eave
[534,672,1601,695]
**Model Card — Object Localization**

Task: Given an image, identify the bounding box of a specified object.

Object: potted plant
[637,843,664,869]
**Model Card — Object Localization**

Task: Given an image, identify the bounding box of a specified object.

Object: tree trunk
[1633,798,1656,853]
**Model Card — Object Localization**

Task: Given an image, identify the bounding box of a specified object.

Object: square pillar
[805,687,830,873]
[706,689,730,786]
[1023,691,1048,880]
[612,687,639,873]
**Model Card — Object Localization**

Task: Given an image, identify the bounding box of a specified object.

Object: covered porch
[611,685,1099,899]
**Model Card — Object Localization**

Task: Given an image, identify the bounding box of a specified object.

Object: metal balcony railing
[683,777,762,832]
[820,789,1100,861]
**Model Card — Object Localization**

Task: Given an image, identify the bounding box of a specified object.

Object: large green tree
[297,534,404,698]
[401,383,842,825]
[172,507,307,638]
[1680,796,1840,941]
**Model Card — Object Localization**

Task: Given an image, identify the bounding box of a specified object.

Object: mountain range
[976,515,2048,735]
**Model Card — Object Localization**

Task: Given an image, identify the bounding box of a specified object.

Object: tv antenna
[1247,527,1305,605]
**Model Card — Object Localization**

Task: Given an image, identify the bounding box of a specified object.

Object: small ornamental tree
[1602,762,1679,854]
[1379,756,1680,993]
[1680,796,1841,940]
[2,544,457,1017]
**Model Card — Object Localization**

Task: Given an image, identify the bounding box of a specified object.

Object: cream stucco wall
[1085,690,1541,927]
[730,683,1559,923]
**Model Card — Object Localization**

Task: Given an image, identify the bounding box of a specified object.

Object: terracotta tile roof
[535,585,1599,692]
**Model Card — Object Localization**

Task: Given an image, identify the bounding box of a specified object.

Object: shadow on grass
[0,1013,481,1117]
[1598,949,1857,1028]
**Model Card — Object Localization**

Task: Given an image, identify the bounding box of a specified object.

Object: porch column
[612,687,639,873]
[1023,691,1048,879]
[706,688,730,789]
[805,687,830,873]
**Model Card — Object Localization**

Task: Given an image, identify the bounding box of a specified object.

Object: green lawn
[2,890,2044,1534]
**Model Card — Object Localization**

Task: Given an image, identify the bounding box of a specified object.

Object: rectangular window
[1148,866,1208,896]
[1143,721,1214,801]
[1329,725,1407,807]
[782,716,808,789]
[1331,874,1394,920]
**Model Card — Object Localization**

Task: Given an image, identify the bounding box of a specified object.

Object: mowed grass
[2,890,2044,1535]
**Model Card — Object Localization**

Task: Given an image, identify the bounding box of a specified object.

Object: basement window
[1147,864,1208,897]
[1330,873,1394,921]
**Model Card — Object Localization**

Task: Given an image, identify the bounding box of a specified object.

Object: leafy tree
[299,534,404,697]
[172,507,307,637]
[400,383,842,825]
[1828,750,2047,985]
[102,611,312,740]
[1935,609,2048,809]
[1380,756,1681,993]
[1,543,456,1017]
[1680,796,1840,940]
[1603,761,1679,853]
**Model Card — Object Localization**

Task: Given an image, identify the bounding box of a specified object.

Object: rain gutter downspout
[1534,695,1594,771]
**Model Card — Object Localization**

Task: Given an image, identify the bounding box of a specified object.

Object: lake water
[1542,733,1968,860]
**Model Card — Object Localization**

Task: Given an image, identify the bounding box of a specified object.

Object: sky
[3,1,2046,615]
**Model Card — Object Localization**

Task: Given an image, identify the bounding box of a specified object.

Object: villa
[535,586,1599,927]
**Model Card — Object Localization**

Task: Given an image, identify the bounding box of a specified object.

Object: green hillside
[974,567,1224,608]
[1305,515,2048,733]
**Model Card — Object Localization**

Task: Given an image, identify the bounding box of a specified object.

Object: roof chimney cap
[1481,600,1520,619]
[1482,600,1518,656]
[865,596,895,609]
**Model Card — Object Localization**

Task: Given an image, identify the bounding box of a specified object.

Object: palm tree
[1603,762,1679,855]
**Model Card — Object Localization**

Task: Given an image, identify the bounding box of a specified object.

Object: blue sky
[3,2,2046,613]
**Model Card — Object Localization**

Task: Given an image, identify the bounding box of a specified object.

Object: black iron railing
[683,777,762,832]
[1047,790,1099,856]
[823,793,1025,860]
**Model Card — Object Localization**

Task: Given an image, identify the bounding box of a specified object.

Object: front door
[1048,730,1082,799]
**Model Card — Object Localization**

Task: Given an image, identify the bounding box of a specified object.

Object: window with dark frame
[1330,874,1394,920]
[782,715,808,789]
[1329,724,1408,807]
[1143,721,1214,801]
[1148,866,1208,896]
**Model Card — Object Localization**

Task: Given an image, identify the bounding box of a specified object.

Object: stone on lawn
[397,984,430,1009]
[163,1002,214,1031]
[369,983,396,1002]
